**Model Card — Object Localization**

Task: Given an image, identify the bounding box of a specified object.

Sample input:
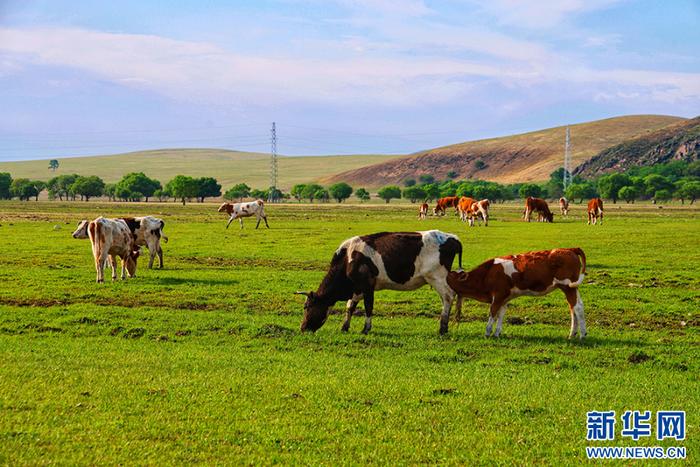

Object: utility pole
[563,126,571,191]
[268,121,278,202]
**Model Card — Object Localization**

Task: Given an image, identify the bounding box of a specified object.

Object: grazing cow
[218,200,269,229]
[74,217,140,283]
[466,199,490,227]
[447,248,587,339]
[457,196,476,222]
[587,198,604,225]
[524,197,554,223]
[297,230,463,335]
[559,197,570,217]
[73,216,168,269]
[418,203,429,220]
[433,196,460,216]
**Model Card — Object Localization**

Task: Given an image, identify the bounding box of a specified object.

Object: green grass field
[0,148,401,191]
[0,200,697,464]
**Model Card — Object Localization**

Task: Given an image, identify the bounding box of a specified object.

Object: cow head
[217,202,231,213]
[72,220,89,239]
[545,211,554,223]
[125,247,140,277]
[296,291,329,332]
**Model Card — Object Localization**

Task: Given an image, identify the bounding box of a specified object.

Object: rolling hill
[574,116,700,177]
[0,149,400,191]
[323,115,684,187]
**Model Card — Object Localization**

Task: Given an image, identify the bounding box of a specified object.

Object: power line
[268,122,279,202]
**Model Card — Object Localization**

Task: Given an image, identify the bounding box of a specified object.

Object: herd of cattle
[70,195,605,338]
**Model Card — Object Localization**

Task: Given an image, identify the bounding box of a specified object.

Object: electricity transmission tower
[563,126,571,190]
[268,122,278,202]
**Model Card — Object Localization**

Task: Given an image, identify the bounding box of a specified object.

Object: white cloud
[470,0,626,28]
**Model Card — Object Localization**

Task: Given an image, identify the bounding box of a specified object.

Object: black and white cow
[297,230,463,335]
[73,216,167,269]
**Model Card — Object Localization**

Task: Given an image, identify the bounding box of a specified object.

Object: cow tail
[572,247,586,274]
[456,239,463,271]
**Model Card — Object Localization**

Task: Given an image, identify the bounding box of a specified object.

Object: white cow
[73,216,167,269]
[218,200,269,229]
[73,217,139,283]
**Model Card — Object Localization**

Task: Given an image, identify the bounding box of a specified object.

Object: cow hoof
[341,324,350,332]
[361,326,371,335]
[439,323,449,335]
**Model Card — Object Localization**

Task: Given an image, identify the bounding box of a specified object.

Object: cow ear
[294,291,310,297]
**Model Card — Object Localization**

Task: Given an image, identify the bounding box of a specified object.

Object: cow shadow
[152,277,239,287]
[442,330,649,347]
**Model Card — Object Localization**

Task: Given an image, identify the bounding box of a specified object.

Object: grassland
[0,200,698,464]
[0,149,401,191]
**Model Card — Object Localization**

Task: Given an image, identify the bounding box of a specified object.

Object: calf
[559,197,570,217]
[466,199,490,227]
[73,216,167,269]
[587,198,604,225]
[74,217,140,283]
[418,203,428,220]
[297,230,463,335]
[433,196,459,216]
[446,248,587,339]
[218,200,269,229]
[524,197,554,222]
[457,196,476,222]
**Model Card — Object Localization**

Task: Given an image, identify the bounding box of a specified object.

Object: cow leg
[255,216,261,229]
[361,290,374,334]
[493,304,508,337]
[226,215,235,229]
[525,208,531,222]
[263,216,269,228]
[587,212,591,225]
[341,293,363,332]
[486,296,505,337]
[574,289,586,338]
[435,278,456,335]
[157,245,164,268]
[239,218,244,229]
[108,255,119,281]
[147,242,156,269]
[599,211,603,226]
[95,253,107,283]
[563,287,579,338]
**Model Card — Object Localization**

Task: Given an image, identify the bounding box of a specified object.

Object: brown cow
[524,197,554,222]
[457,196,476,222]
[418,203,429,220]
[587,198,604,225]
[466,199,490,226]
[76,217,140,283]
[559,197,569,217]
[433,196,459,216]
[447,248,587,339]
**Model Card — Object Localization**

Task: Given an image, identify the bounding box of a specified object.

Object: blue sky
[1,0,699,161]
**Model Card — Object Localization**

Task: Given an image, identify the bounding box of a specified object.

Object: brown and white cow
[466,199,490,226]
[447,248,587,339]
[524,197,554,222]
[418,203,429,220]
[559,197,570,217]
[457,196,476,222]
[297,230,463,335]
[73,217,140,283]
[587,198,604,225]
[73,216,167,269]
[218,200,269,229]
[433,196,460,216]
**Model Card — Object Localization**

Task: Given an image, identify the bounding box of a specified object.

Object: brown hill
[574,116,700,177]
[322,115,683,187]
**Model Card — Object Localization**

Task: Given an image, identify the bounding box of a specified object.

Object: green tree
[418,174,435,184]
[47,174,79,201]
[654,189,672,203]
[421,183,441,201]
[677,181,700,204]
[32,180,46,201]
[10,178,38,201]
[250,188,268,199]
[301,183,324,202]
[446,170,458,179]
[0,172,12,199]
[598,173,631,203]
[643,174,674,199]
[618,186,638,203]
[377,185,401,203]
[195,177,221,202]
[104,184,117,201]
[314,188,330,203]
[224,183,251,201]
[402,186,426,203]
[403,179,416,187]
[71,175,105,201]
[48,159,59,172]
[564,182,597,203]
[153,188,169,202]
[290,184,307,202]
[166,175,199,205]
[328,182,353,203]
[355,188,370,202]
[115,172,161,202]
[518,183,542,199]
[474,160,487,170]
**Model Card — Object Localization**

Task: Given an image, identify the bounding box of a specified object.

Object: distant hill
[0,149,400,191]
[574,116,700,177]
[323,115,684,187]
